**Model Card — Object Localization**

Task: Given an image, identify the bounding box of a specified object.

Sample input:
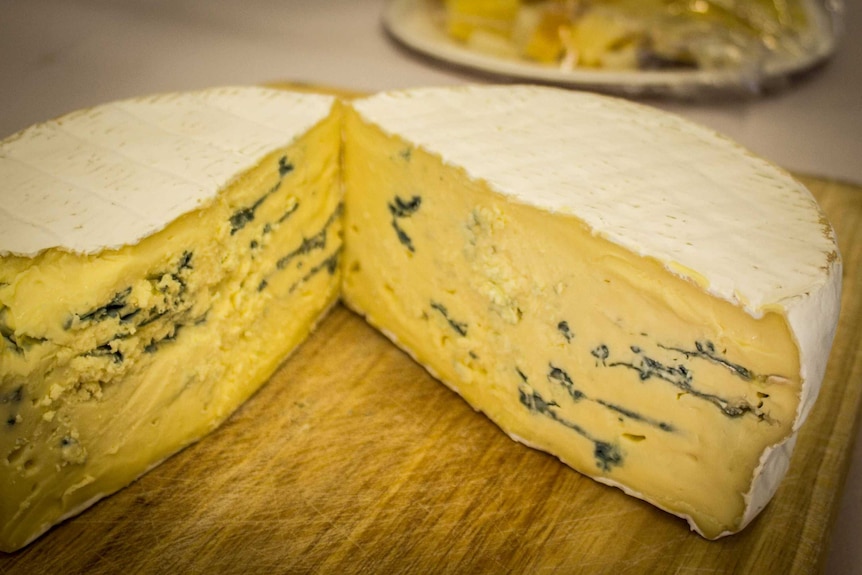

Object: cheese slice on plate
[0,87,343,552]
[342,85,842,539]
[0,84,842,550]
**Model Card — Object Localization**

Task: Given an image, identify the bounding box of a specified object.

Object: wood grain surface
[0,175,859,575]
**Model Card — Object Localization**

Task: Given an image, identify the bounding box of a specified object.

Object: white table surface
[1,0,860,572]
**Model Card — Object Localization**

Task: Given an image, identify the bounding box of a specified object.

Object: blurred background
[1,0,860,183]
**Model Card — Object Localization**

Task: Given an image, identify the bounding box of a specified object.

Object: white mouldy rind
[351,85,840,318]
[0,86,337,258]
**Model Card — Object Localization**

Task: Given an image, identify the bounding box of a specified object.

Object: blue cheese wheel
[0,87,343,552]
[0,84,843,549]
[342,84,842,538]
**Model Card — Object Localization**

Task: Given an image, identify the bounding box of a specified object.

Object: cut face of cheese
[342,86,841,538]
[0,88,342,552]
[0,84,842,550]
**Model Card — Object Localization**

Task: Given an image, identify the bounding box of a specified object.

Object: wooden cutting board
[0,170,859,574]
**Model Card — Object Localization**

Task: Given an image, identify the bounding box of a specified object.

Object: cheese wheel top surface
[0,86,336,257]
[351,85,839,317]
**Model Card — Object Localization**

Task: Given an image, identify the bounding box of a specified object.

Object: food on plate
[441,0,823,71]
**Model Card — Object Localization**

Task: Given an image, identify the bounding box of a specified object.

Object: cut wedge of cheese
[342,85,841,539]
[0,87,343,552]
[0,84,841,550]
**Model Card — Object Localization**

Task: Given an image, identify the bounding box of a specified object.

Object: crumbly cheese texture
[342,85,841,538]
[0,84,842,550]
[0,88,343,552]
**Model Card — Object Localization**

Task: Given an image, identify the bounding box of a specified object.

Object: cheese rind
[0,87,336,257]
[0,88,342,552]
[350,85,838,319]
[343,85,841,538]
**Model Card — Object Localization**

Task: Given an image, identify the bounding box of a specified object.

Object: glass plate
[383,0,842,98]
